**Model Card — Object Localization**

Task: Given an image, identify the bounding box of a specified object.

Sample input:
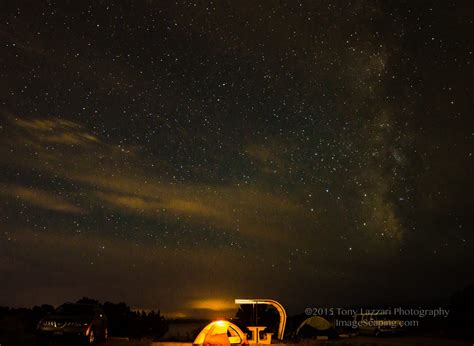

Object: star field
[0,0,473,317]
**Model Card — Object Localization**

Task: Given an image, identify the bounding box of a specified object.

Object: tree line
[0,297,168,341]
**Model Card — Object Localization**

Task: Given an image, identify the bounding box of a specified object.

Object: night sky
[0,1,473,318]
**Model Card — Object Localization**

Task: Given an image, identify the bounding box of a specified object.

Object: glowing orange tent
[193,320,247,346]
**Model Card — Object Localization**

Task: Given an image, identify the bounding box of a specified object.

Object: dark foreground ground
[114,337,473,346]
[0,335,472,346]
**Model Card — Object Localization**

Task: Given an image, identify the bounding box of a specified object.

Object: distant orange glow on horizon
[190,298,236,312]
[159,299,237,319]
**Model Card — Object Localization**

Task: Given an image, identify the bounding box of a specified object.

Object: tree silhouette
[76,297,101,305]
[449,283,474,339]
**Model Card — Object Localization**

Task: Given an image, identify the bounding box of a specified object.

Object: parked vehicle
[36,303,108,345]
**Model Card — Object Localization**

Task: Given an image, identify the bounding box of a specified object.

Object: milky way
[0,1,473,317]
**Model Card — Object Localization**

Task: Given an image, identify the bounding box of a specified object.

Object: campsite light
[215,320,227,327]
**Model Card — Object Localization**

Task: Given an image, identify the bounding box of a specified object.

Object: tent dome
[193,320,247,346]
[296,316,337,339]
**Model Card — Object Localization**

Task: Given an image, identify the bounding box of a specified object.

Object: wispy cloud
[1,115,311,243]
[1,114,405,249]
[14,117,100,146]
[1,184,84,214]
[92,178,304,242]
